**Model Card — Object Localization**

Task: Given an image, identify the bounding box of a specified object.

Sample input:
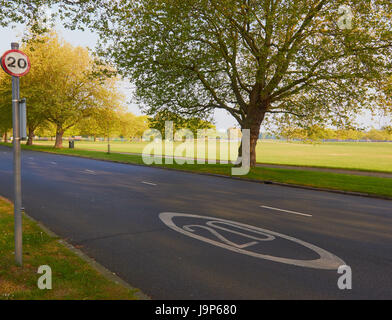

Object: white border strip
[260,205,312,217]
[142,181,157,186]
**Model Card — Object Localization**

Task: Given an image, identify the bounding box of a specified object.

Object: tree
[64,0,392,166]
[148,111,185,139]
[80,107,122,141]
[335,128,362,141]
[117,112,149,141]
[0,73,12,142]
[362,128,391,141]
[19,31,123,148]
[148,110,214,139]
[132,115,150,140]
[76,111,107,141]
[0,1,45,27]
[19,34,54,145]
[75,111,149,141]
[383,125,392,135]
[278,126,306,141]
[35,121,56,139]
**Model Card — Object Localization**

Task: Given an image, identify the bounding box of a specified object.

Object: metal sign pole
[11,42,23,266]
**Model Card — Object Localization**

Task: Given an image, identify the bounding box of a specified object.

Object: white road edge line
[260,205,312,217]
[141,181,157,186]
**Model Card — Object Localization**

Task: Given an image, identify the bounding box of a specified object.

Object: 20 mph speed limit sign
[1,49,31,77]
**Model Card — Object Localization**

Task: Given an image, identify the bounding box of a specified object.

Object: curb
[23,212,151,300]
[23,148,392,201]
[154,167,392,201]
[2,144,391,201]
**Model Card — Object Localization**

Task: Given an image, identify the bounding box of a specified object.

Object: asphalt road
[0,145,391,299]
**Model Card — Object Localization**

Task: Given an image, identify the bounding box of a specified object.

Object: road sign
[0,43,28,266]
[1,49,31,77]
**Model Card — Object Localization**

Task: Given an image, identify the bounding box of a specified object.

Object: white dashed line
[141,181,157,186]
[260,205,312,217]
[84,169,96,175]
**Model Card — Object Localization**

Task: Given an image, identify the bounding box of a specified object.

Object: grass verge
[1,142,391,199]
[32,139,392,173]
[0,196,143,300]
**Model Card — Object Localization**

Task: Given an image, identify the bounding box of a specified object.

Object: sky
[0,20,389,131]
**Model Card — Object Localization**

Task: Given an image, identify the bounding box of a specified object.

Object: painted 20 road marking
[159,212,345,270]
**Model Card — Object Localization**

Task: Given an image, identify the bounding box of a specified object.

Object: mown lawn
[32,139,392,173]
[3,143,391,198]
[0,197,144,300]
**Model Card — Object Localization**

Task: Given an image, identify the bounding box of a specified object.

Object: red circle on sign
[1,49,31,77]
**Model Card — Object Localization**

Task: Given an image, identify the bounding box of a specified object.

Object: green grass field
[33,139,392,173]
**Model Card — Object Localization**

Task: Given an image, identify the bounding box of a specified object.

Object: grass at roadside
[0,196,143,300]
[2,142,391,198]
[32,139,392,173]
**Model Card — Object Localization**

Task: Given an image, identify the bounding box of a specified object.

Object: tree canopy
[14,31,125,147]
[60,0,392,165]
[148,110,214,138]
[0,0,57,33]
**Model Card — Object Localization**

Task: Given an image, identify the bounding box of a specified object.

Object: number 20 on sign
[1,49,31,77]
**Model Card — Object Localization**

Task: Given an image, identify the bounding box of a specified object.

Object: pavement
[0,145,391,299]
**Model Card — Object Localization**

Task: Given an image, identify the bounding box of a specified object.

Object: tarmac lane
[0,145,391,299]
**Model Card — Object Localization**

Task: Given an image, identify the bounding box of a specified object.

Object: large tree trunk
[237,101,268,167]
[54,126,64,148]
[250,113,266,167]
[2,132,7,143]
[26,129,34,146]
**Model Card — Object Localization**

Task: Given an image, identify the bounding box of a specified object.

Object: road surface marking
[84,169,96,175]
[160,212,344,270]
[260,205,312,217]
[142,181,157,186]
[50,161,57,165]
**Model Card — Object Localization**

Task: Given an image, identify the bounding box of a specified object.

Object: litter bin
[69,140,74,149]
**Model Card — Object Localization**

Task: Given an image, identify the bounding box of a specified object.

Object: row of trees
[2,1,392,163]
[22,112,150,142]
[0,32,214,145]
[62,0,392,166]
[0,31,134,147]
[277,125,392,142]
[147,110,215,139]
